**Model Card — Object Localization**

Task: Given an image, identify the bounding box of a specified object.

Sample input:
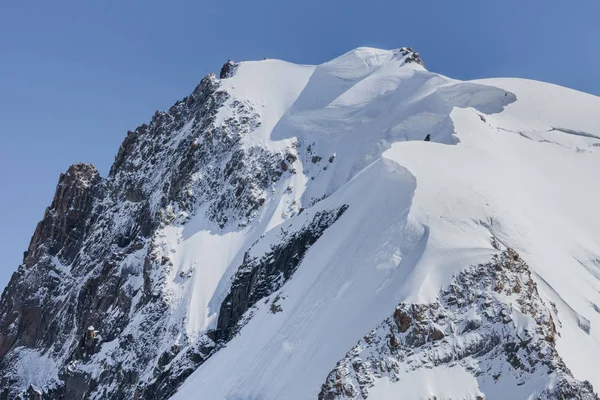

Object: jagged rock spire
[25,163,101,267]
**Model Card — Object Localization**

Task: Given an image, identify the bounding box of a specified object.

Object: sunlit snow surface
[161,47,600,399]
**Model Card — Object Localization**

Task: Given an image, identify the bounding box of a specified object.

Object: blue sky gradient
[1,0,599,288]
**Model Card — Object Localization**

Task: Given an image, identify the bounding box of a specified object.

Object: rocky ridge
[0,61,319,399]
[318,248,598,399]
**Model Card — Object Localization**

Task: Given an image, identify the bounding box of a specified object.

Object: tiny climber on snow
[424,134,431,142]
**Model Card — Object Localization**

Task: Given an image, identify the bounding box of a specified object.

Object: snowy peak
[1,47,600,400]
[217,46,424,141]
[319,46,423,80]
[327,46,424,70]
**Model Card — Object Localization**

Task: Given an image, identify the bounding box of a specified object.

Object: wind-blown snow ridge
[173,48,600,399]
[1,46,599,400]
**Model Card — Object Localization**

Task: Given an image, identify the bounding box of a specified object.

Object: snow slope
[170,48,600,399]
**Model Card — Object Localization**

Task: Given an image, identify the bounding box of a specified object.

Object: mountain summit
[1,47,600,399]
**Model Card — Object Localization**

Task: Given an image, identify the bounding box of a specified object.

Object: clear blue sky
[1,0,599,289]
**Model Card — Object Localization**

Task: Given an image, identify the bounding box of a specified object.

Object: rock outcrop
[216,205,349,342]
[318,248,598,400]
[219,60,239,79]
[25,163,101,268]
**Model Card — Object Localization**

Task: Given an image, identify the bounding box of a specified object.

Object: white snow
[368,366,482,400]
[219,58,315,150]
[161,214,248,338]
[166,48,600,399]
[14,348,61,391]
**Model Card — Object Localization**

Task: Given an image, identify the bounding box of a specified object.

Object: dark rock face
[0,66,299,399]
[399,46,424,66]
[319,248,598,400]
[216,205,349,342]
[219,60,239,79]
[137,337,215,400]
[0,163,100,366]
[26,163,101,267]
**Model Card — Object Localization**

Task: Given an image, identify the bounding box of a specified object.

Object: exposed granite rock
[219,60,239,79]
[25,163,101,267]
[399,46,424,66]
[319,248,598,400]
[0,163,101,366]
[216,205,349,342]
[137,335,215,399]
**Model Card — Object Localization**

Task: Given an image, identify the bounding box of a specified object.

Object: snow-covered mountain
[1,47,600,400]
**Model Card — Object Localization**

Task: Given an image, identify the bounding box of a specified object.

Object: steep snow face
[172,49,600,399]
[218,59,315,149]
